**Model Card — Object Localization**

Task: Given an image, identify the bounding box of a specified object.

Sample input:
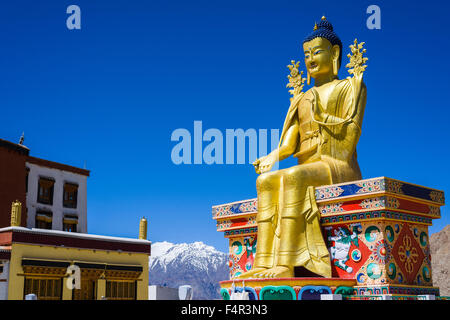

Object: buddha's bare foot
[234,268,268,279]
[254,266,294,278]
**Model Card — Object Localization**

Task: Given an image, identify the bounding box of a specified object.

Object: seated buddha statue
[237,17,368,279]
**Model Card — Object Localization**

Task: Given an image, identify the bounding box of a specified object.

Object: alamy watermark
[366,5,381,30]
[66,265,81,290]
[170,121,280,169]
[66,5,81,30]
[65,5,380,31]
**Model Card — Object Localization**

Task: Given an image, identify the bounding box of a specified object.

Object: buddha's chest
[295,83,339,156]
[296,96,320,155]
[297,81,341,128]
[296,91,327,136]
[297,98,316,133]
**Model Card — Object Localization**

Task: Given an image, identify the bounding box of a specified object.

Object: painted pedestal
[212,177,445,299]
[220,278,356,300]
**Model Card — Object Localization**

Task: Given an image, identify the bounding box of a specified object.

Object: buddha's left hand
[253,153,278,174]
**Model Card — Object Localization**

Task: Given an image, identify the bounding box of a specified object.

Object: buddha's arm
[253,119,299,174]
[273,119,299,161]
[314,82,367,161]
[314,82,367,131]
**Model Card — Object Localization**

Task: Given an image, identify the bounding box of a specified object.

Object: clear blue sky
[1,0,449,253]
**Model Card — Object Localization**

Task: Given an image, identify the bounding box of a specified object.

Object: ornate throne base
[220,277,356,300]
[212,177,446,300]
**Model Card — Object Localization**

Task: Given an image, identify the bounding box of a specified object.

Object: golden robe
[253,77,366,277]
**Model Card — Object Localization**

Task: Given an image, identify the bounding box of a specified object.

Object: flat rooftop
[0,226,151,254]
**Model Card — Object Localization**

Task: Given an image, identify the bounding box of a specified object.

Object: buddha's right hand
[253,153,277,174]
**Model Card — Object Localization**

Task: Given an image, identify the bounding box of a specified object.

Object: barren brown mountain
[430,225,450,296]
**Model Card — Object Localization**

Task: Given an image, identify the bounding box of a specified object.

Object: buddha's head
[302,17,342,84]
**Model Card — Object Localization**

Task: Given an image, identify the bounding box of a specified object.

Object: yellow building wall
[8,243,149,300]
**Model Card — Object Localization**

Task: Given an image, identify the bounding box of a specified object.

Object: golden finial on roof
[313,22,318,30]
[11,200,22,227]
[139,217,148,240]
[321,16,326,21]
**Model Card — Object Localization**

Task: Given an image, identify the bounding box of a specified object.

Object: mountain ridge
[430,225,450,296]
[148,241,229,300]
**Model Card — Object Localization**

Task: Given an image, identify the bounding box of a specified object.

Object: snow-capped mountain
[149,241,229,300]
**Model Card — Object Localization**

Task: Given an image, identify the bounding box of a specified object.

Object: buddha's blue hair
[303,19,343,68]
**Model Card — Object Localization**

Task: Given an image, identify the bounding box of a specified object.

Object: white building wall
[26,162,88,233]
[148,285,179,300]
[0,261,9,300]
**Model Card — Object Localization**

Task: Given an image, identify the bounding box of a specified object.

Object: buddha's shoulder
[302,79,350,97]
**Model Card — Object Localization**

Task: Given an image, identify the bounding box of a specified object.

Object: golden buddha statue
[237,17,368,279]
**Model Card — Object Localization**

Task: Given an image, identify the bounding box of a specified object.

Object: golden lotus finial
[321,16,326,21]
[346,38,368,77]
[286,60,305,99]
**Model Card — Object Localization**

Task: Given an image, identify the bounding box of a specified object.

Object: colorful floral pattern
[227,236,257,278]
[371,239,391,264]
[386,180,403,194]
[391,224,426,284]
[315,186,345,200]
[355,180,383,193]
[213,199,257,218]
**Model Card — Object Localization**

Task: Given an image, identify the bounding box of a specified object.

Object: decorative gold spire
[286,60,306,100]
[313,22,318,30]
[346,38,368,77]
[11,200,22,227]
[321,16,327,21]
[139,217,147,240]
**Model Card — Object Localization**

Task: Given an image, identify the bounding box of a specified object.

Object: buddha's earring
[333,59,338,76]
[307,71,311,85]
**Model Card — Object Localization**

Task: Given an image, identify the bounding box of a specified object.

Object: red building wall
[0,139,28,228]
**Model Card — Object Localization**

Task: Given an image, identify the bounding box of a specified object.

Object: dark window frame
[26,167,30,193]
[63,183,78,208]
[105,280,137,300]
[62,215,78,233]
[37,178,55,205]
[35,210,53,230]
[23,277,63,300]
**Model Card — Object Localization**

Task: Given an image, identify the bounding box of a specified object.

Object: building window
[26,167,30,193]
[37,178,54,205]
[35,211,52,229]
[73,279,96,300]
[63,183,78,208]
[63,215,78,232]
[106,281,137,300]
[24,278,62,300]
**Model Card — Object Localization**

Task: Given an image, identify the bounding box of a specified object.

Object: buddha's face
[303,37,339,78]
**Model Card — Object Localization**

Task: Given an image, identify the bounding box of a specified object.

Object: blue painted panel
[298,285,331,300]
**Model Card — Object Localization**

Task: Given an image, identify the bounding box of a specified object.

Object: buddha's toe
[234,267,267,279]
[254,266,293,279]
